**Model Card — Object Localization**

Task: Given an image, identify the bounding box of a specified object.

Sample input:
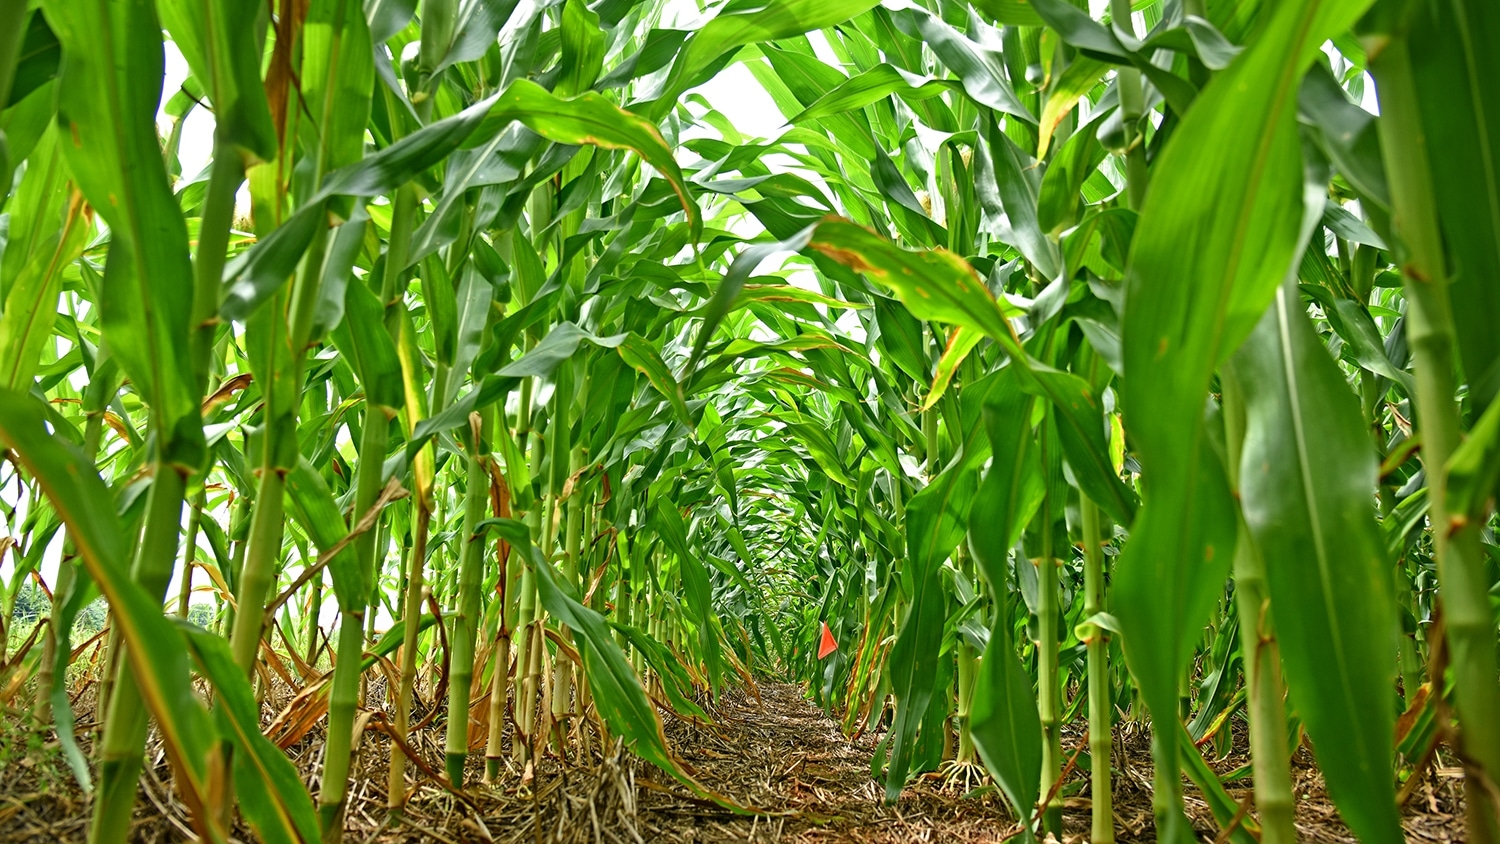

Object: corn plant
[0,0,1498,842]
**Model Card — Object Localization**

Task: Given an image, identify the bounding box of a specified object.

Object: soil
[0,681,1471,843]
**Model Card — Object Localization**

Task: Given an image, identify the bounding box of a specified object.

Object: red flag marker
[817,622,838,659]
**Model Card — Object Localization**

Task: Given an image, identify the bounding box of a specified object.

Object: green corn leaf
[406,131,545,268]
[870,144,947,248]
[45,0,204,468]
[682,228,820,382]
[411,322,627,449]
[445,267,494,407]
[971,0,1043,25]
[1448,395,1500,525]
[3,11,59,110]
[0,120,70,296]
[308,205,371,344]
[609,622,717,722]
[302,0,375,175]
[0,135,89,389]
[882,6,1035,123]
[921,327,982,412]
[808,218,1023,356]
[530,538,749,811]
[367,0,418,42]
[284,458,364,610]
[471,80,701,238]
[420,256,459,370]
[46,561,98,793]
[789,65,960,124]
[1115,0,1373,836]
[783,421,859,488]
[619,333,693,425]
[979,121,1061,281]
[883,474,970,801]
[1028,0,1197,114]
[1037,56,1109,160]
[1037,111,1108,235]
[1230,282,1402,844]
[642,0,883,118]
[179,623,320,844]
[329,276,405,409]
[884,419,988,801]
[968,368,1043,591]
[557,0,605,96]
[969,605,1041,840]
[1176,721,1261,844]
[427,0,519,76]
[1409,0,1500,413]
[1299,64,1388,209]
[1023,365,1138,526]
[1300,285,1415,394]
[651,498,725,686]
[761,46,879,161]
[873,296,930,383]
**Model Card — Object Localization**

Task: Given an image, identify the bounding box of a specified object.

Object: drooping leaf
[530,537,749,811]
[808,218,1023,356]
[224,79,701,320]
[882,5,1035,123]
[619,333,693,425]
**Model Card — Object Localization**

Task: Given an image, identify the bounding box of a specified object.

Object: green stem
[1221,370,1296,844]
[304,572,323,667]
[176,488,206,618]
[513,407,548,764]
[387,499,432,817]
[483,615,512,782]
[315,428,390,806]
[190,148,245,393]
[222,496,251,637]
[1036,427,1062,837]
[229,220,331,676]
[1108,0,1149,210]
[229,465,287,673]
[485,406,521,781]
[1080,497,1115,844]
[90,465,188,844]
[445,411,492,784]
[551,428,584,757]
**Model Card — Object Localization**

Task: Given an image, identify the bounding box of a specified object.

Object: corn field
[0,0,1495,840]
